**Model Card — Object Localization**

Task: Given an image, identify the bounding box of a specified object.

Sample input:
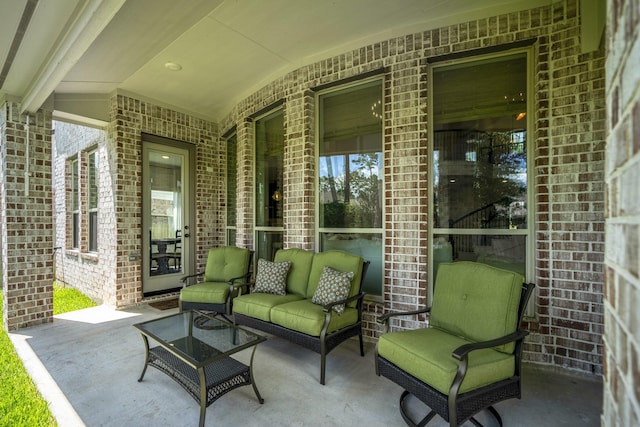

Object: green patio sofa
[233,248,370,385]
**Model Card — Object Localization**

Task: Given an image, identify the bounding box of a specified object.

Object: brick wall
[1,103,53,331]
[107,94,218,306]
[218,0,605,374]
[527,2,606,374]
[52,95,218,307]
[53,122,111,303]
[603,0,640,424]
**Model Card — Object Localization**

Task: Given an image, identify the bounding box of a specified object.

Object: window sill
[63,249,98,263]
[65,249,80,258]
[81,252,99,263]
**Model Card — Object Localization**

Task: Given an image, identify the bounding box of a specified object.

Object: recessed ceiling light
[164,61,182,71]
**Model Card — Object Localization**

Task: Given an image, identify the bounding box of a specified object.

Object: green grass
[0,294,56,427]
[53,284,97,315]
[0,285,96,426]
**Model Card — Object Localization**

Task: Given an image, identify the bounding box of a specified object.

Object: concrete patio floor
[10,303,603,427]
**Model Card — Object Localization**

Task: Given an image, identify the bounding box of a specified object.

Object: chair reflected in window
[168,229,181,271]
[150,230,181,276]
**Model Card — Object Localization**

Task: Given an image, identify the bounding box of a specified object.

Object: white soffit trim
[21,0,126,114]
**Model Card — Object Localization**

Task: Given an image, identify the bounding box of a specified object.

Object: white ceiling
[1,0,589,123]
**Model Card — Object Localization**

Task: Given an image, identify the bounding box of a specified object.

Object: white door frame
[141,135,195,296]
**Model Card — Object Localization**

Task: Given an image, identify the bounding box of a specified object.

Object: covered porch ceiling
[0,0,603,124]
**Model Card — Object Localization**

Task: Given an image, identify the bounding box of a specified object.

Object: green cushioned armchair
[375,261,534,427]
[179,246,253,318]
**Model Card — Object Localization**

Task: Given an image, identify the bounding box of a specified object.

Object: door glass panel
[149,151,183,277]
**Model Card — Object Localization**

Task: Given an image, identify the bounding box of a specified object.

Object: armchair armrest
[447,329,530,401]
[321,292,366,313]
[377,307,431,324]
[180,272,204,287]
[228,272,252,296]
[376,307,431,334]
[320,292,366,339]
[376,307,431,333]
[452,329,529,360]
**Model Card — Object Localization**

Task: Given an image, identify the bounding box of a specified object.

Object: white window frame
[88,149,98,252]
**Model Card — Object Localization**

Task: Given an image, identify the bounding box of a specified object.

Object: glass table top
[134,310,265,367]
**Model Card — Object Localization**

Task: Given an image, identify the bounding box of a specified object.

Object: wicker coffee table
[134,310,265,427]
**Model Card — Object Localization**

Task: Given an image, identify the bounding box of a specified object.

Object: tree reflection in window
[319,152,382,228]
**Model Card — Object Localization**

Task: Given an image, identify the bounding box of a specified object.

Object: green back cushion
[307,250,364,302]
[203,246,250,283]
[430,262,524,353]
[273,248,315,297]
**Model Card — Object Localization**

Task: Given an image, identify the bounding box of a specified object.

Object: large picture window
[226,132,237,245]
[255,109,284,261]
[71,158,79,249]
[318,79,383,297]
[431,52,530,284]
[67,150,99,253]
[88,150,98,252]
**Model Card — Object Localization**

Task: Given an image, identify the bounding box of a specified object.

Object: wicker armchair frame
[375,281,534,427]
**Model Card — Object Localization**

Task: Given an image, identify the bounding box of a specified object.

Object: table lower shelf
[147,346,253,407]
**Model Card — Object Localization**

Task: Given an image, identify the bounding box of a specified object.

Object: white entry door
[142,139,193,295]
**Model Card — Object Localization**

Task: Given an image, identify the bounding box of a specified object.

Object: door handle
[184,234,190,238]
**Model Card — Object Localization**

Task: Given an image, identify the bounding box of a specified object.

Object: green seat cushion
[232,293,304,321]
[378,327,515,395]
[430,262,524,353]
[204,246,251,283]
[273,248,315,297]
[180,281,230,304]
[307,250,364,308]
[270,299,358,336]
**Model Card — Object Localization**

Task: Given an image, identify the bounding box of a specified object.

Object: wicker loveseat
[233,248,369,385]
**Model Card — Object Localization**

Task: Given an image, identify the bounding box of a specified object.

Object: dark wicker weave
[147,346,254,407]
[375,282,535,427]
[234,261,370,385]
[135,311,265,427]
